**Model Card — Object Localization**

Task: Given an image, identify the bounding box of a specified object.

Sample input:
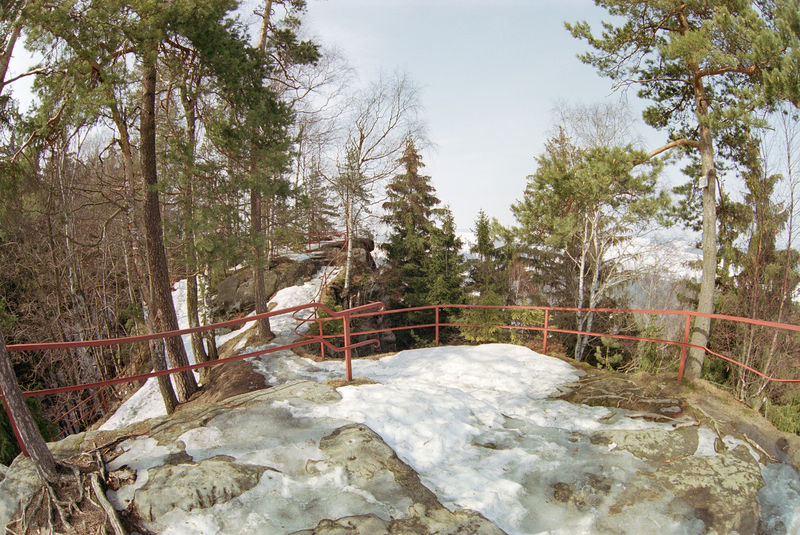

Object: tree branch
[647,138,700,158]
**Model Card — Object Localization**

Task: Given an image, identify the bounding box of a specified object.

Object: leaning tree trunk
[140,55,197,402]
[179,87,210,382]
[0,329,58,482]
[105,66,180,412]
[686,72,718,379]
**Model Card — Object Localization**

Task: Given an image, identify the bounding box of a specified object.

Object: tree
[381,138,442,303]
[423,208,467,307]
[325,74,420,302]
[568,0,800,377]
[512,129,665,361]
[469,209,500,298]
[245,0,319,340]
[0,328,57,481]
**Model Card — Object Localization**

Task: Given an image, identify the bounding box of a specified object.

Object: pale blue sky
[8,1,676,232]
[300,0,668,230]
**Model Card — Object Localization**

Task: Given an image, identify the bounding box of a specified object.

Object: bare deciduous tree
[323,74,421,301]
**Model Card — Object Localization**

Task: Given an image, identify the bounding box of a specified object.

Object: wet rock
[0,455,40,529]
[212,258,321,320]
[593,425,763,534]
[296,424,506,535]
[591,427,699,459]
[319,424,437,511]
[292,504,506,535]
[350,237,374,252]
[135,457,266,521]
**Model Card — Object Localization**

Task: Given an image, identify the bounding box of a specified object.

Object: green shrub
[594,336,624,370]
[768,402,800,435]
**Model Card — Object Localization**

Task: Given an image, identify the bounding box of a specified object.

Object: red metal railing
[301,303,800,384]
[3,301,799,459]
[0,300,383,457]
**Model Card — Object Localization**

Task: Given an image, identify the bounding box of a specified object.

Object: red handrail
[4,300,799,461]
[0,300,385,455]
[304,303,800,384]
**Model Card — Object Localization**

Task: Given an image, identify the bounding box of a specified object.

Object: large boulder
[212,258,320,320]
[134,457,267,521]
[292,424,506,535]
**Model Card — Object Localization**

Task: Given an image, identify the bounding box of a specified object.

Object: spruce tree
[469,209,501,298]
[381,139,443,305]
[424,208,467,307]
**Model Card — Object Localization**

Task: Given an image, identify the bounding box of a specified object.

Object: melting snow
[96,267,800,534]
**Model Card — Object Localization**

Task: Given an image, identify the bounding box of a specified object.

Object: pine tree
[567,0,800,376]
[512,130,665,361]
[381,139,443,305]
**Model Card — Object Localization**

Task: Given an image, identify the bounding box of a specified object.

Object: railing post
[435,306,440,347]
[542,309,549,354]
[678,313,691,382]
[0,393,28,457]
[317,316,325,361]
[343,312,353,382]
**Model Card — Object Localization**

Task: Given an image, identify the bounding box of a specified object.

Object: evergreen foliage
[382,139,443,305]
[567,0,800,376]
[468,209,502,298]
[512,128,666,360]
[380,142,465,346]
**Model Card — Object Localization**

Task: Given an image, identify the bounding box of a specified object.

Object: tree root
[8,455,128,535]
[90,472,126,535]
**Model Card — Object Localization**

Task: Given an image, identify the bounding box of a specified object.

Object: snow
[100,267,337,431]
[95,265,800,534]
[105,437,172,510]
[291,345,682,534]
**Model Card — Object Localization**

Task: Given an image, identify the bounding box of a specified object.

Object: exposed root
[90,472,126,535]
[742,433,777,464]
[8,453,128,535]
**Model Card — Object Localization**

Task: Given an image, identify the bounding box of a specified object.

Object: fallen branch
[90,472,127,535]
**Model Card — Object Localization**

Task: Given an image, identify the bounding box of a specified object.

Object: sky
[7,0,685,234]
[296,0,669,230]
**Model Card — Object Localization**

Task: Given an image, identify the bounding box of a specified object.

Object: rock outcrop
[2,354,797,534]
[590,428,763,534]
[212,256,323,320]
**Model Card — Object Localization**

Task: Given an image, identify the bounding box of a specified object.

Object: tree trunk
[186,274,208,382]
[145,300,178,415]
[0,8,23,91]
[251,187,274,340]
[686,101,718,379]
[106,66,180,411]
[574,219,590,361]
[140,55,197,402]
[343,191,354,303]
[180,86,209,382]
[251,0,276,340]
[0,329,58,482]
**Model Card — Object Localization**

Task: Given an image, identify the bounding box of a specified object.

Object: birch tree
[326,74,419,301]
[513,129,665,361]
